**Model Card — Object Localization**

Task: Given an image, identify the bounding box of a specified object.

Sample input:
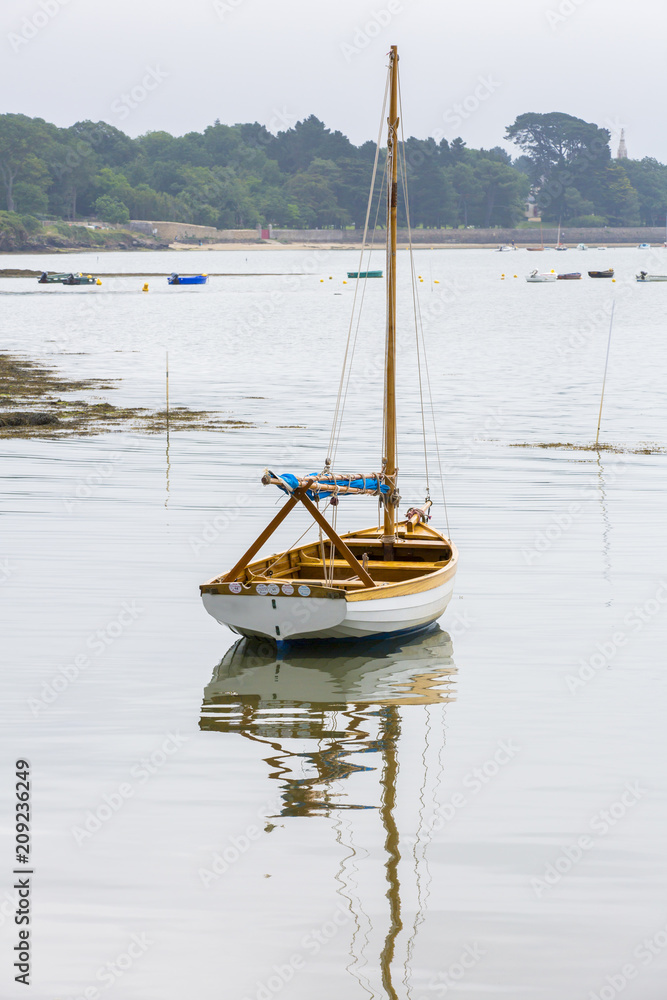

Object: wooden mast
[383,44,399,545]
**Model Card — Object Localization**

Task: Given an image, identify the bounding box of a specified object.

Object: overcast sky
[2,0,665,161]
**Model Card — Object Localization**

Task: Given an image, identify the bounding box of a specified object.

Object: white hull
[202,574,456,642]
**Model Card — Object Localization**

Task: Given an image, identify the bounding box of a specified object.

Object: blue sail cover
[272,472,389,500]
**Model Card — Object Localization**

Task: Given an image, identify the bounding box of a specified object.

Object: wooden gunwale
[200,557,457,600]
[347,556,457,601]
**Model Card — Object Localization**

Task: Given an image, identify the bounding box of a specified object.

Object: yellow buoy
[142,283,149,292]
[514,274,517,278]
[320,279,324,283]
[329,276,333,280]
[612,278,616,282]
[434,279,440,283]
[343,280,347,284]
[96,278,102,286]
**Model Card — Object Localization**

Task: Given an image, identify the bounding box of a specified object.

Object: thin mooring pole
[595,301,615,448]
[166,351,170,430]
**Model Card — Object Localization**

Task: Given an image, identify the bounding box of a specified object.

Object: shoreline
[166,241,667,251]
[2,240,665,262]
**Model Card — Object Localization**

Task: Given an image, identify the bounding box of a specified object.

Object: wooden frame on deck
[222,484,375,589]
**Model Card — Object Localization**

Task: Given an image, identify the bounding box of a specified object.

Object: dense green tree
[402,138,457,227]
[69,120,134,166]
[472,158,529,227]
[451,163,481,227]
[286,158,346,227]
[13,181,48,215]
[94,194,130,224]
[0,114,57,211]
[506,112,613,222]
[505,112,610,176]
[449,137,467,163]
[595,163,640,225]
[620,158,667,226]
[563,186,595,219]
[272,116,354,174]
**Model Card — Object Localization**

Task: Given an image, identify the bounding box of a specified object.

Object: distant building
[524,189,540,220]
[616,129,628,159]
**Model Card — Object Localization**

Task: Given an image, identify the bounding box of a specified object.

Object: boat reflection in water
[200,626,456,816]
[200,626,457,998]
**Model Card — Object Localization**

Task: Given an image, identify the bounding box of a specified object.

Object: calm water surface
[1,248,666,999]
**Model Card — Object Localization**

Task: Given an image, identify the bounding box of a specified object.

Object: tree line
[1,110,666,231]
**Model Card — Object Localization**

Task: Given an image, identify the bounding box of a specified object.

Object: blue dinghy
[168,273,209,285]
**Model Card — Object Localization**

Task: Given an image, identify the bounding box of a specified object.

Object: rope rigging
[397,70,451,538]
[321,55,451,539]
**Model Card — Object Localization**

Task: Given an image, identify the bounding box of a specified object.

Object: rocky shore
[0,354,252,438]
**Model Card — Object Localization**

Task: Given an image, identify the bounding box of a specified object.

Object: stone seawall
[129,221,259,242]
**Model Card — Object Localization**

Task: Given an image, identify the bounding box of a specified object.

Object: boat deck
[202,523,454,594]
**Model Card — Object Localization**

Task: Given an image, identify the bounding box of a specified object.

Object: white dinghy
[636,270,667,282]
[525,269,557,282]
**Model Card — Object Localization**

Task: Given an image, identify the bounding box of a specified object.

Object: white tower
[617,129,628,159]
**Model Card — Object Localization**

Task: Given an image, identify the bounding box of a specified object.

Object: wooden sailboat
[200,46,458,642]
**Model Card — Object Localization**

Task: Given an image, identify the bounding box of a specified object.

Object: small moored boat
[62,273,99,285]
[637,243,651,250]
[526,269,557,282]
[168,273,209,285]
[38,272,71,284]
[557,272,581,280]
[576,243,588,250]
[588,269,614,278]
[636,271,667,282]
[347,270,383,278]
